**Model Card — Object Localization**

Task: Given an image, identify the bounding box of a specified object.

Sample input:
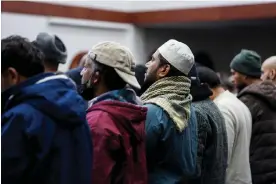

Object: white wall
[1,13,146,71]
[144,27,276,71]
[45,0,274,12]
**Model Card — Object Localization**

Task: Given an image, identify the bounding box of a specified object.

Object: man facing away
[140,39,198,184]
[33,32,67,72]
[197,66,252,184]
[188,65,228,184]
[81,42,147,184]
[1,35,92,184]
[237,56,276,184]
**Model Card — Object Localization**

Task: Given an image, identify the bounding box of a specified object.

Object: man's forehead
[153,50,160,59]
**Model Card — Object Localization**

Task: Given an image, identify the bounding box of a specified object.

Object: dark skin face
[1,67,26,92]
[230,69,248,93]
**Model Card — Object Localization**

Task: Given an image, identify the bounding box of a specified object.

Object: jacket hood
[3,73,87,127]
[87,100,147,142]
[190,82,213,102]
[238,80,276,109]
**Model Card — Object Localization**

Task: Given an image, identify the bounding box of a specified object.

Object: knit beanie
[230,49,262,77]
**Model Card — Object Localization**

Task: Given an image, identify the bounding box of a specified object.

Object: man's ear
[269,69,276,80]
[157,64,170,78]
[7,67,20,85]
[91,71,101,85]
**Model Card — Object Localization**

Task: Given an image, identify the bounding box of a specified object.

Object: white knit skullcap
[158,39,194,75]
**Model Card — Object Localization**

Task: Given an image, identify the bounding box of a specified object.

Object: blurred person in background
[261,56,276,81]
[219,72,237,94]
[33,32,67,72]
[1,35,92,184]
[230,49,262,93]
[134,64,146,96]
[237,55,276,184]
[194,51,215,71]
[197,66,252,184]
[188,65,227,184]
[66,54,88,98]
[67,53,87,85]
[134,49,156,96]
[140,39,198,184]
[81,42,147,184]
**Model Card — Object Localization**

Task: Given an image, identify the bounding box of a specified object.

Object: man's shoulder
[2,103,44,130]
[144,103,163,112]
[216,92,245,109]
[3,103,41,118]
[143,103,171,129]
[192,100,215,117]
[86,109,120,135]
[144,103,169,119]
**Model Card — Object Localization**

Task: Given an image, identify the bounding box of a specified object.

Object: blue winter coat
[1,73,92,184]
[144,104,198,184]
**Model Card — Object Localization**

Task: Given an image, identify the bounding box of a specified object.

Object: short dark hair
[93,61,126,90]
[2,35,45,77]
[158,54,185,77]
[197,66,221,88]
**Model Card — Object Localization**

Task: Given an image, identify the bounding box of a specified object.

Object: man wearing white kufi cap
[140,39,198,183]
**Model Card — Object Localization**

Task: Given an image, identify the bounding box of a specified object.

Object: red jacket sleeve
[87,111,121,184]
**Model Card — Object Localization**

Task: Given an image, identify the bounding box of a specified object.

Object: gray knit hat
[34,32,67,64]
[230,49,261,77]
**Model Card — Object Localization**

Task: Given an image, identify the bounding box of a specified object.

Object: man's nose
[145,62,150,68]
[229,75,234,83]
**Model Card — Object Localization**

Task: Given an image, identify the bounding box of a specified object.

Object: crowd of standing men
[2,33,276,184]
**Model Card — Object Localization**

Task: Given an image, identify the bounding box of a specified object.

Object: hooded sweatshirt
[86,89,148,184]
[1,73,92,184]
[238,80,276,184]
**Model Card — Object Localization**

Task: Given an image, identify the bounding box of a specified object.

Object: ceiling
[143,18,276,29]
[42,1,273,12]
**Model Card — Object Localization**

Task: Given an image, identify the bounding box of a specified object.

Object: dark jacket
[145,104,198,184]
[190,82,228,184]
[66,67,83,86]
[238,80,276,184]
[86,100,148,184]
[1,73,92,184]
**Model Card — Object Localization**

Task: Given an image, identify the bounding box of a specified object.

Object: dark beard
[78,84,95,101]
[138,79,155,96]
[138,67,158,96]
[236,83,247,93]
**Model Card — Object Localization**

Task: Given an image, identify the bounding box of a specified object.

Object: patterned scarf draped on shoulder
[141,76,192,132]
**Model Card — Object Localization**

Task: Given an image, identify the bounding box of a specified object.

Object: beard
[139,80,154,96]
[236,82,248,93]
[138,72,157,96]
[79,84,96,101]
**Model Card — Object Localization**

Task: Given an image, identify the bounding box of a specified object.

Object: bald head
[261,56,276,81]
[262,56,276,69]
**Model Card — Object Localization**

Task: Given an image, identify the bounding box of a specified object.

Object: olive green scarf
[141,76,192,132]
